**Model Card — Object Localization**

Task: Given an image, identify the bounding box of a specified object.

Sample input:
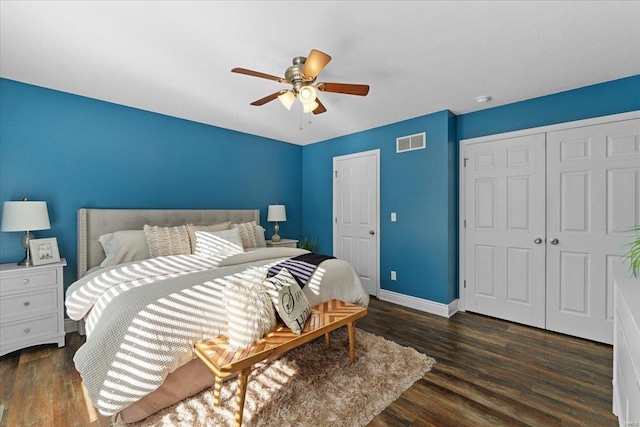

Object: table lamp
[1,199,51,266]
[267,204,286,242]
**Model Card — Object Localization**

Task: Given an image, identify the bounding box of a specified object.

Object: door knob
[369,230,375,235]
[550,238,559,245]
[534,238,543,244]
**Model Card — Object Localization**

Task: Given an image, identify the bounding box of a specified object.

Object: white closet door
[465,134,546,327]
[546,118,640,344]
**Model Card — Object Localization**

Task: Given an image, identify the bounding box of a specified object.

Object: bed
[66,208,369,423]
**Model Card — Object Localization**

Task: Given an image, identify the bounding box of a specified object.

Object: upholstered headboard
[77,208,260,277]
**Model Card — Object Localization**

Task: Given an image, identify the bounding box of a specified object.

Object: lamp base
[17,231,36,266]
[17,250,34,267]
[17,256,34,267]
[272,222,281,242]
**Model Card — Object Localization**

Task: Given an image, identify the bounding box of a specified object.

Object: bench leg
[325,332,331,349]
[235,367,251,427]
[348,321,356,363]
[213,375,223,408]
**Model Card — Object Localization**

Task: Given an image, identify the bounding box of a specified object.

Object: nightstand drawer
[0,288,58,321]
[1,269,58,290]
[0,313,59,345]
[266,239,298,248]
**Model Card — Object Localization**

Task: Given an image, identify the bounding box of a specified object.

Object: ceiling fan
[231,49,370,115]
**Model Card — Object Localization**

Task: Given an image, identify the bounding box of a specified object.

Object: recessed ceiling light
[475,95,491,103]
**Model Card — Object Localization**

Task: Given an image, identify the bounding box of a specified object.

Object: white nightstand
[266,239,299,248]
[0,259,67,356]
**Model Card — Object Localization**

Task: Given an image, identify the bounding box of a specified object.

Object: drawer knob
[23,328,31,333]
[23,301,30,306]
[22,278,30,284]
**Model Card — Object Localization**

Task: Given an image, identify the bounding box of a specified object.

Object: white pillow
[255,225,267,248]
[223,267,276,350]
[194,228,244,258]
[231,221,258,249]
[99,230,151,267]
[187,222,231,253]
[263,268,311,334]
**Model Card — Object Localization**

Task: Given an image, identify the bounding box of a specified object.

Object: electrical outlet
[391,271,396,280]
[391,212,397,222]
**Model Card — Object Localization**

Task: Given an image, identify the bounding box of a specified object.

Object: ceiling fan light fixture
[278,91,296,110]
[303,101,319,113]
[298,85,317,105]
[232,49,368,116]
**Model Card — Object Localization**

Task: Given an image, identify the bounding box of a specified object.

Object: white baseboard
[378,289,459,318]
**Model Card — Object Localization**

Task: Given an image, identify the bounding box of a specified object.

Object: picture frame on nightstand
[28,237,61,265]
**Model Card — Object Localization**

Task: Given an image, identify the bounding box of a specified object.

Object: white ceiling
[1,1,639,145]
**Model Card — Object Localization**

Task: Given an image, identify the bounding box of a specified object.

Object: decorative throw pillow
[143,225,191,258]
[99,230,151,267]
[186,222,231,253]
[194,229,244,258]
[255,225,267,248]
[263,267,311,334]
[231,221,258,250]
[223,267,276,350]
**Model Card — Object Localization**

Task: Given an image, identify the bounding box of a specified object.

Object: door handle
[550,238,559,245]
[534,238,543,244]
[369,230,375,235]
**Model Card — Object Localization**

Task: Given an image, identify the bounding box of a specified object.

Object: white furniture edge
[266,238,298,244]
[457,110,640,312]
[378,289,458,318]
[0,259,67,356]
[612,275,640,425]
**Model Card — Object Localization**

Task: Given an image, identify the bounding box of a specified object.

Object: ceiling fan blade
[232,67,285,83]
[313,98,327,114]
[301,49,332,80]
[317,82,370,96]
[250,91,284,106]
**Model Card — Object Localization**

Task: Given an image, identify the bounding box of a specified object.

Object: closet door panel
[546,118,640,344]
[465,134,546,328]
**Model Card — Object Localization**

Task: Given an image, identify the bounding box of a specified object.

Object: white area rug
[116,328,435,427]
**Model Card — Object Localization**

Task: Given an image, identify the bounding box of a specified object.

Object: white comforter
[65,248,368,416]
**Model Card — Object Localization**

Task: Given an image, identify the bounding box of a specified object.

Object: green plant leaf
[298,237,319,253]
[623,225,640,278]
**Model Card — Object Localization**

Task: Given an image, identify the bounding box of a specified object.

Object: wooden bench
[194,299,367,427]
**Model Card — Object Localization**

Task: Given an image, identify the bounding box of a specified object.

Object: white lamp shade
[303,101,319,113]
[267,204,287,222]
[298,85,317,105]
[278,91,296,110]
[1,201,51,232]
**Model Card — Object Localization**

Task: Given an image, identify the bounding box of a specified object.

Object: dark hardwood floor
[0,297,617,426]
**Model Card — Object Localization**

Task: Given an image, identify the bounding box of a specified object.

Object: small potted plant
[626,225,640,278]
[298,237,319,253]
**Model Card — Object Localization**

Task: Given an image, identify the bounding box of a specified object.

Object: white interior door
[546,118,640,344]
[464,134,547,328]
[333,150,379,296]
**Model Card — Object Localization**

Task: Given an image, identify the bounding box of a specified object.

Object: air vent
[396,132,426,153]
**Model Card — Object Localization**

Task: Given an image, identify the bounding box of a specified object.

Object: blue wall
[0,79,303,289]
[301,110,458,304]
[458,74,640,140]
[300,74,640,306]
[2,75,638,308]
